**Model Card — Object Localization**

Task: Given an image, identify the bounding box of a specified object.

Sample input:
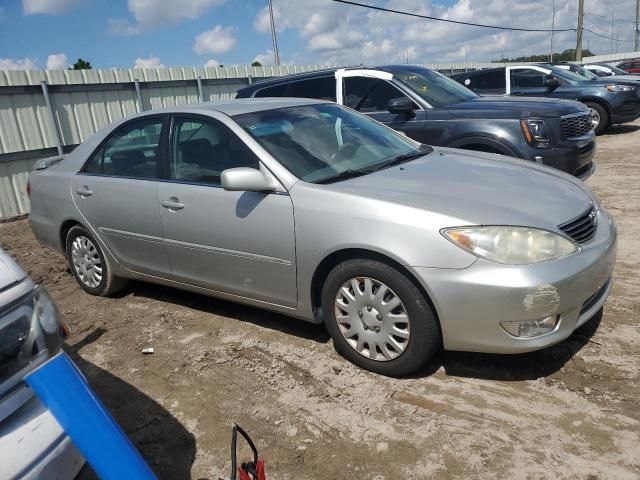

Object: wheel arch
[309,248,441,332]
[446,136,519,157]
[59,218,83,253]
[580,97,611,117]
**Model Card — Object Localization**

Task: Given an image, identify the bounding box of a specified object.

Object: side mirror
[221,167,277,192]
[387,97,415,117]
[545,75,560,91]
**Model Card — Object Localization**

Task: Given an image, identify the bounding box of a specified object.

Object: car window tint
[170,117,259,185]
[343,77,409,112]
[286,77,336,101]
[254,83,290,97]
[511,69,547,89]
[84,118,163,178]
[473,70,506,90]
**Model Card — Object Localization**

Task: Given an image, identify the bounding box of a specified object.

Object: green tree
[251,61,262,67]
[70,58,92,70]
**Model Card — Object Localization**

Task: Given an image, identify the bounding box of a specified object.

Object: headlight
[606,84,634,92]
[34,287,63,335]
[520,119,549,148]
[442,226,578,264]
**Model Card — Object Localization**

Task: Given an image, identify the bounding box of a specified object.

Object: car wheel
[321,259,440,376]
[65,225,126,296]
[585,102,608,135]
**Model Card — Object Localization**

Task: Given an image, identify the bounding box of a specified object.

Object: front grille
[558,206,597,243]
[561,113,593,139]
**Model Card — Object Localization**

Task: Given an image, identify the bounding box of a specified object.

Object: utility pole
[633,0,640,51]
[268,0,281,66]
[575,0,584,61]
[550,0,556,62]
[611,11,615,54]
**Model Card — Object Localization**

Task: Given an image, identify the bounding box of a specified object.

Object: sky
[0,0,637,70]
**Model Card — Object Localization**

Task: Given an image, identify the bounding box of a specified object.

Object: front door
[72,116,172,277]
[157,115,297,307]
[341,76,429,144]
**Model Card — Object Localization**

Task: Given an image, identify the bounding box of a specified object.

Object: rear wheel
[321,259,440,376]
[585,102,609,135]
[66,225,126,296]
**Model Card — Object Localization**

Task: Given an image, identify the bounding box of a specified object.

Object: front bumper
[413,208,617,354]
[0,392,85,479]
[522,135,596,180]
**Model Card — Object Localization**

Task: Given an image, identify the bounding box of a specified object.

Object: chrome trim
[560,111,592,120]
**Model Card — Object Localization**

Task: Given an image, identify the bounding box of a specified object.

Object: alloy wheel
[334,277,410,361]
[589,107,600,128]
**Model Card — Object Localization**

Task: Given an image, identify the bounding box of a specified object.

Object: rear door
[341,76,428,143]
[157,114,297,307]
[71,116,172,277]
[506,67,550,97]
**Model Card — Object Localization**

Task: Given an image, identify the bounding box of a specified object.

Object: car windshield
[547,66,587,84]
[393,68,478,106]
[574,67,599,80]
[607,65,630,75]
[233,103,428,184]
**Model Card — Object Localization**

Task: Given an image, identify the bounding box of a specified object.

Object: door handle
[161,198,184,211]
[76,186,93,197]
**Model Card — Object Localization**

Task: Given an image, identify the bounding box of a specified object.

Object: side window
[170,117,259,185]
[474,70,506,91]
[510,69,547,89]
[287,77,336,101]
[254,83,290,97]
[343,77,410,112]
[82,117,163,179]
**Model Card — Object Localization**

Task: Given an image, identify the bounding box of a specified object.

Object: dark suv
[453,64,640,134]
[236,65,596,179]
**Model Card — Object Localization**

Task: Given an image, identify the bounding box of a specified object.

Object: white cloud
[204,59,220,67]
[252,0,638,65]
[23,0,82,15]
[46,53,69,69]
[133,56,165,69]
[0,58,38,70]
[252,50,274,65]
[109,0,225,35]
[193,25,236,55]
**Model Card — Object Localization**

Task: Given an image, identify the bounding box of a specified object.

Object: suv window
[343,77,409,112]
[83,117,163,178]
[472,70,506,91]
[254,83,290,97]
[170,116,259,185]
[287,77,336,101]
[511,69,547,89]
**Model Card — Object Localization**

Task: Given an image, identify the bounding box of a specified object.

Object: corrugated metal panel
[0,158,37,218]
[580,51,639,64]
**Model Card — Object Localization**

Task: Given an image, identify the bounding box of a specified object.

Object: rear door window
[510,69,547,90]
[83,117,164,179]
[286,77,336,101]
[471,70,506,93]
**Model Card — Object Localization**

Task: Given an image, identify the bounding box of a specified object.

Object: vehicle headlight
[520,119,549,148]
[606,84,634,92]
[442,226,578,265]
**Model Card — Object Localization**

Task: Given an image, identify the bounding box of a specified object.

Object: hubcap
[334,277,410,362]
[589,108,600,128]
[71,236,103,288]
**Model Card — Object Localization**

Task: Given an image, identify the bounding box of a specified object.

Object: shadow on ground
[602,124,640,136]
[68,329,196,480]
[121,280,331,344]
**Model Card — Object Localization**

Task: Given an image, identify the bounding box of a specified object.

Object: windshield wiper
[371,145,432,171]
[315,168,375,184]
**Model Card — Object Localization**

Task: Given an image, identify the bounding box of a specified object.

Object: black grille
[561,113,593,139]
[559,206,597,243]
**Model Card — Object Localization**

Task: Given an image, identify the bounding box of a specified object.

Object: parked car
[236,66,596,179]
[0,248,85,479]
[452,64,640,134]
[29,99,617,376]
[554,62,640,84]
[583,63,640,81]
[617,58,640,74]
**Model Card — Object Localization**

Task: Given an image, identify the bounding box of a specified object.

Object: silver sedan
[29,99,617,376]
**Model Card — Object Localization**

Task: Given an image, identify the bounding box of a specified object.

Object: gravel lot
[1,120,639,480]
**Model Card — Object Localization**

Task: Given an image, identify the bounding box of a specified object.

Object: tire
[65,225,126,296]
[585,102,609,135]
[321,259,440,376]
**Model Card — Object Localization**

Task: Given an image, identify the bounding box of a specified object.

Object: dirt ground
[1,120,639,480]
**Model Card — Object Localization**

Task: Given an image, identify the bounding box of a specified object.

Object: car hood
[325,148,593,229]
[446,95,587,119]
[0,249,27,292]
[586,77,640,85]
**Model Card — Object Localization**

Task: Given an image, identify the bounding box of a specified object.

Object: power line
[584,27,635,42]
[331,0,576,32]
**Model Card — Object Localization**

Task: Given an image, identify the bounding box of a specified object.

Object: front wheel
[585,102,609,135]
[321,259,440,376]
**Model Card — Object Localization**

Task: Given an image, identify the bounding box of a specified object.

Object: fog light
[500,316,559,338]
